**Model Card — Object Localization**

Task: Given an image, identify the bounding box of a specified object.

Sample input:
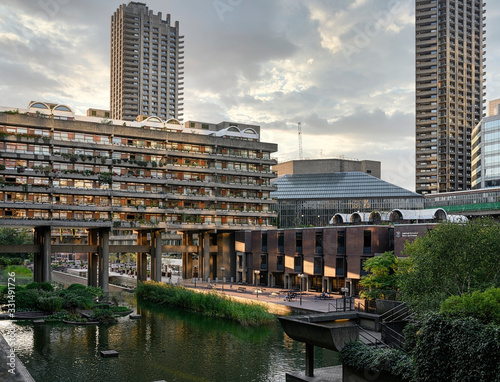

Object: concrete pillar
[33,228,43,283]
[203,232,210,281]
[87,229,98,287]
[136,231,148,282]
[182,232,193,279]
[42,227,51,282]
[98,228,110,294]
[33,227,51,283]
[217,233,231,279]
[305,343,315,377]
[151,231,162,281]
[241,252,247,283]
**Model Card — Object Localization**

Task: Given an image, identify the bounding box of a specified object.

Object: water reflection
[1,297,338,382]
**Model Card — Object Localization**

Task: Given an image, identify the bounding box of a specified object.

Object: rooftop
[271,172,422,200]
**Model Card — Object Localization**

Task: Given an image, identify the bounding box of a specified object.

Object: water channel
[1,295,339,382]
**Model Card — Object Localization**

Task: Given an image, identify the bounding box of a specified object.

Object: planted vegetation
[135,281,275,326]
[0,283,128,325]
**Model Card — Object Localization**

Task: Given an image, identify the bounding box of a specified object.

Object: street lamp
[221,267,225,291]
[341,286,349,312]
[254,270,260,298]
[298,274,304,305]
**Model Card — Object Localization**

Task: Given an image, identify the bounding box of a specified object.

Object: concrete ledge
[286,366,342,381]
[0,332,35,382]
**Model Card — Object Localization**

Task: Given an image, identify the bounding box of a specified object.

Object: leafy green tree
[398,218,500,312]
[359,251,399,300]
[0,227,34,262]
[440,287,500,325]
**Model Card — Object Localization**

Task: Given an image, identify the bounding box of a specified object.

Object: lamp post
[221,267,225,291]
[254,270,260,298]
[341,286,349,311]
[298,274,304,305]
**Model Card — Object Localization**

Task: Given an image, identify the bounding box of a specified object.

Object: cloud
[0,0,497,192]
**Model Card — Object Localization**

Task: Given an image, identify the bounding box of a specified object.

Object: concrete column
[151,231,162,281]
[217,233,231,279]
[203,232,211,281]
[136,231,148,282]
[33,228,43,283]
[305,343,315,377]
[87,229,98,287]
[42,227,51,283]
[241,252,247,283]
[98,228,110,294]
[182,232,193,279]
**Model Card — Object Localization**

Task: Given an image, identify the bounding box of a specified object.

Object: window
[294,255,303,273]
[278,232,284,253]
[277,255,284,272]
[336,258,344,277]
[337,231,345,254]
[315,232,323,254]
[363,230,372,254]
[260,254,267,271]
[261,232,267,252]
[296,232,302,253]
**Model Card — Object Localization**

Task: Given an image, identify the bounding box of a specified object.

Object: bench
[237,287,246,293]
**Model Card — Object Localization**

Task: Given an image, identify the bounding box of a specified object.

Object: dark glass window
[277,255,284,271]
[294,255,303,273]
[296,232,303,253]
[337,231,346,254]
[262,232,268,252]
[363,230,372,254]
[278,232,284,253]
[315,232,323,254]
[260,254,267,271]
[336,258,344,276]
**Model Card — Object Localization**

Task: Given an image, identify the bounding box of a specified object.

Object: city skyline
[2,0,500,191]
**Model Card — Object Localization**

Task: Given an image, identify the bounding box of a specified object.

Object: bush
[66,283,87,291]
[25,282,40,290]
[91,309,118,324]
[340,341,413,381]
[15,288,39,311]
[412,313,500,382]
[440,287,500,325]
[37,295,64,313]
[39,282,54,292]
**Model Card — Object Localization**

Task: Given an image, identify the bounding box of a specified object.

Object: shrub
[412,313,500,382]
[440,287,500,325]
[340,341,413,381]
[39,282,54,292]
[25,282,40,290]
[91,309,118,324]
[15,288,39,310]
[37,296,64,313]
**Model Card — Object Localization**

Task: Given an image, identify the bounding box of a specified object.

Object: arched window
[54,105,72,112]
[30,103,49,109]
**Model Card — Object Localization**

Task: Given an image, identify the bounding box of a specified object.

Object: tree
[359,251,399,300]
[0,227,34,264]
[398,218,500,312]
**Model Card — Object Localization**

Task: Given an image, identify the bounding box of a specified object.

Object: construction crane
[298,122,303,160]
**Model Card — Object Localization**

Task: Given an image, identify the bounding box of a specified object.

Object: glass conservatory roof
[271,172,422,200]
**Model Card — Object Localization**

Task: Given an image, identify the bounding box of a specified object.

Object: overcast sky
[1,0,500,192]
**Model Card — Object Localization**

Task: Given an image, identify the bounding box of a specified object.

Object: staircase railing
[357,326,387,348]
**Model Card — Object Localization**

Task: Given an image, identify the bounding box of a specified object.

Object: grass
[135,281,275,326]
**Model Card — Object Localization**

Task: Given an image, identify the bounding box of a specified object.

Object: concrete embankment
[0,331,35,382]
